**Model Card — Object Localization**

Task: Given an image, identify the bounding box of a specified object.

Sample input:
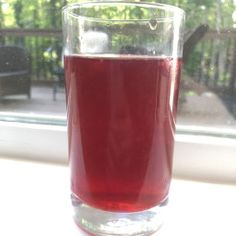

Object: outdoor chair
[0,45,31,99]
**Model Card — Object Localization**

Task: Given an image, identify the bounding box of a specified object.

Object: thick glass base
[72,194,167,236]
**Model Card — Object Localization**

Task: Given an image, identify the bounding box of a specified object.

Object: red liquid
[64,55,182,212]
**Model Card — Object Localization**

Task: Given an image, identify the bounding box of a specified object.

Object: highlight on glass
[62,1,185,235]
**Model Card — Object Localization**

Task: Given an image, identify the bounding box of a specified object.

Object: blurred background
[0,0,235,130]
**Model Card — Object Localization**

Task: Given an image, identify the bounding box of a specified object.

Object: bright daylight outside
[0,1,236,236]
[0,0,236,135]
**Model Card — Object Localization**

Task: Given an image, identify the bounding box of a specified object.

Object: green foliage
[13,0,23,27]
[1,0,64,28]
[0,0,235,83]
[184,48,202,76]
[1,0,235,29]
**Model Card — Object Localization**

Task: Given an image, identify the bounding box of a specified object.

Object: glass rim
[62,1,185,23]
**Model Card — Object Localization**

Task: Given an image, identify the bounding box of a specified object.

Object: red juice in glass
[64,55,182,212]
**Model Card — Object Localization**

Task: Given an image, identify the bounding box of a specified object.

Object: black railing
[0,28,235,96]
[0,29,62,82]
[185,29,236,96]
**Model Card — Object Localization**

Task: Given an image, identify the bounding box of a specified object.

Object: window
[0,0,236,183]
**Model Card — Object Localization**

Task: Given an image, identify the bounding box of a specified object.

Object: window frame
[0,116,235,184]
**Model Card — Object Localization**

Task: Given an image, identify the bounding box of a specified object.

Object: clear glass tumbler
[63,1,185,235]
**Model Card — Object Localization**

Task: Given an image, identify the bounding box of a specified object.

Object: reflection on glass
[0,30,66,119]
[0,0,235,132]
[179,29,236,129]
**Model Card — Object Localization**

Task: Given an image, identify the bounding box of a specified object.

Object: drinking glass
[62,1,185,235]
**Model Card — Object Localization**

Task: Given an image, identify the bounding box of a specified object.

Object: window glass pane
[0,0,67,124]
[0,0,235,134]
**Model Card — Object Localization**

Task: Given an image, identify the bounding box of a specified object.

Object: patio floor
[0,84,236,129]
[0,85,66,116]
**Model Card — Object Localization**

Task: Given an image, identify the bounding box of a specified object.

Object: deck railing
[0,28,235,96]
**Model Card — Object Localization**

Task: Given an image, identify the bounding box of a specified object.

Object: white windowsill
[0,157,235,236]
[0,120,236,235]
[0,121,236,183]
